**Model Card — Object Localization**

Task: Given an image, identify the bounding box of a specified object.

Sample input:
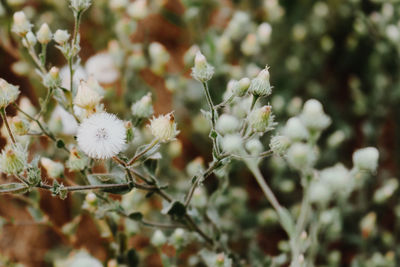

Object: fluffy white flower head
[149,112,179,142]
[77,112,126,159]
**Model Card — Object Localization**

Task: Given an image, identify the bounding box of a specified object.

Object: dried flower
[149,113,179,142]
[66,147,89,171]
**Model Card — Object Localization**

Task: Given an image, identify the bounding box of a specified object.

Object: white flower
[282,117,309,141]
[299,99,331,131]
[50,105,78,135]
[241,33,260,56]
[248,105,275,133]
[127,0,148,20]
[0,78,20,109]
[221,134,243,153]
[77,112,126,159]
[149,113,179,142]
[36,23,52,44]
[270,135,291,156]
[191,51,214,82]
[320,163,351,193]
[286,142,316,170]
[352,147,379,172]
[248,67,271,97]
[151,230,166,247]
[245,138,264,155]
[74,79,103,111]
[24,31,36,46]
[257,22,272,45]
[216,114,240,135]
[131,93,153,118]
[54,29,70,45]
[12,11,32,36]
[0,143,27,175]
[85,52,119,84]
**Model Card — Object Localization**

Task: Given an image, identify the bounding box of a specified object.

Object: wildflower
[216,114,240,135]
[36,23,52,44]
[77,112,126,159]
[248,105,275,132]
[248,67,271,97]
[0,143,27,175]
[43,67,61,88]
[270,135,291,156]
[131,93,153,118]
[151,230,166,247]
[51,105,78,135]
[360,212,376,238]
[149,113,179,142]
[245,138,264,155]
[54,29,70,45]
[109,0,128,10]
[66,147,89,171]
[0,78,20,109]
[186,157,205,177]
[221,134,243,154]
[309,181,332,204]
[352,147,379,172]
[60,65,87,91]
[170,228,186,248]
[12,11,32,36]
[216,35,232,55]
[282,117,309,141]
[320,163,351,193]
[191,51,214,82]
[85,52,119,84]
[299,99,331,131]
[236,77,251,96]
[149,42,170,75]
[127,0,148,20]
[286,142,316,170]
[73,80,103,111]
[70,0,91,13]
[257,22,272,45]
[41,157,64,178]
[241,33,260,56]
[10,117,29,136]
[192,187,207,208]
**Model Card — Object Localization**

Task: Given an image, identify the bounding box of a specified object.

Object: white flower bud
[320,164,351,193]
[131,93,153,118]
[85,192,97,205]
[237,77,251,96]
[74,80,103,111]
[12,11,32,36]
[270,135,291,156]
[309,180,332,204]
[24,31,36,46]
[149,112,179,142]
[66,147,89,171]
[186,157,205,177]
[216,35,232,55]
[248,105,275,133]
[360,212,376,238]
[127,0,148,20]
[167,139,182,158]
[373,178,398,204]
[43,67,61,88]
[248,67,271,97]
[10,117,29,136]
[149,42,170,76]
[0,78,20,109]
[127,51,146,70]
[151,230,166,247]
[257,22,272,45]
[221,134,243,154]
[299,99,331,131]
[216,114,240,135]
[0,143,27,175]
[327,130,346,148]
[36,23,52,44]
[191,51,214,82]
[171,228,185,247]
[352,147,379,172]
[287,142,316,170]
[241,33,260,56]
[282,117,309,141]
[70,0,91,12]
[54,29,70,45]
[245,139,264,155]
[41,157,64,178]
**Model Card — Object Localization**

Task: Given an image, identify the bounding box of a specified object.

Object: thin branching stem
[1,108,16,143]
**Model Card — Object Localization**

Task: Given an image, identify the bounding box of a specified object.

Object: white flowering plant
[0,0,394,266]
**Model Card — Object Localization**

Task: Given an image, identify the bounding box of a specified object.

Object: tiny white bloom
[0,78,20,109]
[352,147,379,172]
[151,230,167,247]
[283,117,309,141]
[12,11,32,36]
[60,65,87,91]
[40,157,64,178]
[85,52,119,84]
[191,51,214,82]
[131,93,153,118]
[74,80,103,110]
[149,112,179,142]
[77,112,126,159]
[54,29,70,45]
[36,23,52,44]
[216,114,240,135]
[299,99,331,131]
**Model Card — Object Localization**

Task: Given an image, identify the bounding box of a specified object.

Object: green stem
[0,108,16,143]
[127,139,159,165]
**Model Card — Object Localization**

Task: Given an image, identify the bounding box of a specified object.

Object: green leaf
[87,173,130,194]
[128,212,143,221]
[162,201,186,218]
[0,183,29,194]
